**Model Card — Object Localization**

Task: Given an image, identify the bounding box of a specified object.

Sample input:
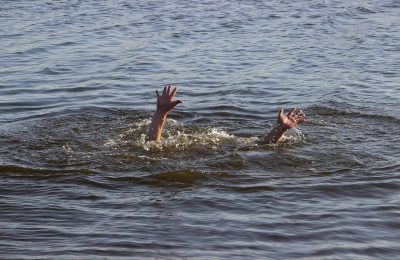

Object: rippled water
[1,0,400,258]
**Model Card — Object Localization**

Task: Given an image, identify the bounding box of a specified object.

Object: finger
[294,114,302,121]
[294,109,305,118]
[171,100,183,108]
[163,86,167,97]
[295,112,305,123]
[287,108,296,117]
[156,90,160,98]
[293,109,301,116]
[171,87,178,98]
[167,85,171,96]
[297,116,305,124]
[278,108,285,121]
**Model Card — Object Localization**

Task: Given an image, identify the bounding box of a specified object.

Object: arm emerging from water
[259,108,305,144]
[146,85,183,142]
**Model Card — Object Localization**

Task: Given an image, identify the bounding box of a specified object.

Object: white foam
[104,118,304,152]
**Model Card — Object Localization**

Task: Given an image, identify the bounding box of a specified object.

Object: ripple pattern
[1,0,400,259]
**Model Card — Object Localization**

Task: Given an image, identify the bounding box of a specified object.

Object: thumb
[277,108,286,124]
[171,100,183,108]
[278,108,284,119]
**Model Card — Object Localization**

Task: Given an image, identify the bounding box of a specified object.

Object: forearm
[260,123,287,144]
[146,110,167,142]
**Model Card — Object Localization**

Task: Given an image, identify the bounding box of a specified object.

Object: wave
[306,101,400,126]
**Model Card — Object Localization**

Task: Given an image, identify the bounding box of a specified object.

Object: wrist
[155,109,168,118]
[275,122,288,131]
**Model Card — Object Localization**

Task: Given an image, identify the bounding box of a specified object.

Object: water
[1,0,400,258]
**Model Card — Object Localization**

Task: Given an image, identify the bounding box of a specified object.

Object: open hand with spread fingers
[278,108,305,130]
[156,85,183,115]
[260,108,305,144]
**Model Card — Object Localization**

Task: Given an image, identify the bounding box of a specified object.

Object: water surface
[1,0,400,259]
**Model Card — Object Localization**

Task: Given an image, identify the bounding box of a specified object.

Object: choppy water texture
[1,0,400,259]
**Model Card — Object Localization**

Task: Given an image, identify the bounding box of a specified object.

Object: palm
[278,108,305,129]
[156,85,182,114]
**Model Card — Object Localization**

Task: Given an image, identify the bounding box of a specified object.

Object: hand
[277,108,305,130]
[156,85,183,114]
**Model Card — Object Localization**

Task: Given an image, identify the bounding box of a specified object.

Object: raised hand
[260,108,305,144]
[277,108,305,130]
[156,85,183,115]
[147,85,183,142]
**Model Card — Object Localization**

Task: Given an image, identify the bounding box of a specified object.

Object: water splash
[103,118,304,153]
[279,128,305,144]
[135,119,237,152]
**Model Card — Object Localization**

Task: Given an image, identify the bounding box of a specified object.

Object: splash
[137,119,236,152]
[101,118,238,152]
[103,118,304,153]
[279,128,305,144]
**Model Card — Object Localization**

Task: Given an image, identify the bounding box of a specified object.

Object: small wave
[307,102,400,123]
[150,169,209,184]
[37,67,61,75]
[0,164,98,179]
[55,41,76,47]
[105,170,234,185]
[21,46,48,55]
[70,194,106,201]
[143,169,235,185]
[356,6,377,14]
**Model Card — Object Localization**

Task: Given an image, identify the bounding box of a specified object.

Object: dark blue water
[1,0,400,259]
